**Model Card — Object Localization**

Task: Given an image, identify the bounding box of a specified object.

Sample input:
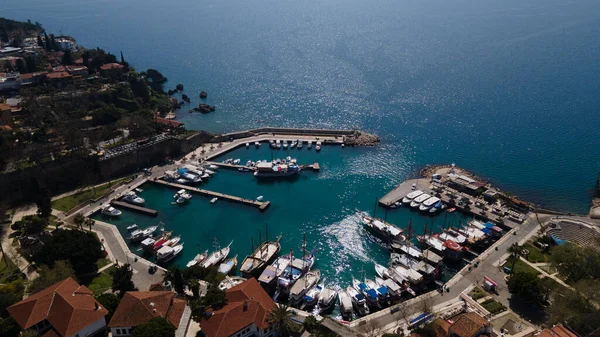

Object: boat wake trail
[319,211,370,275]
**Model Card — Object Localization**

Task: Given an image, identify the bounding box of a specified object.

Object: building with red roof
[536,324,579,337]
[7,277,108,337]
[108,291,187,337]
[154,115,184,128]
[200,278,277,337]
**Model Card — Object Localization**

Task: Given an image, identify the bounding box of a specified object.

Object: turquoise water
[6,0,600,285]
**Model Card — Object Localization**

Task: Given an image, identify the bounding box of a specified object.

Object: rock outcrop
[200,91,207,98]
[344,131,380,146]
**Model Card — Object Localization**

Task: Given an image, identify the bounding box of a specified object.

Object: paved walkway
[1,205,39,280]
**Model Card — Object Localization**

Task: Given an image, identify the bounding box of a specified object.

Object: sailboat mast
[265,223,269,242]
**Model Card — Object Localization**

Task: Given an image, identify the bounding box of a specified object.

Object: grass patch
[481,299,507,315]
[82,265,117,295]
[52,178,128,212]
[0,255,24,283]
[523,242,550,263]
[469,287,487,300]
[508,258,541,276]
[96,258,112,270]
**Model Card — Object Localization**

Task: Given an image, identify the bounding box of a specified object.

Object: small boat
[174,189,192,200]
[233,159,241,165]
[210,197,218,204]
[122,191,145,205]
[186,250,208,267]
[354,278,379,309]
[283,141,288,149]
[363,216,406,244]
[256,195,264,201]
[402,190,424,204]
[175,196,186,204]
[302,284,323,309]
[218,276,247,291]
[318,286,338,313]
[297,140,303,149]
[448,207,457,213]
[127,224,139,231]
[208,165,218,170]
[175,178,189,184]
[217,255,238,275]
[202,240,233,268]
[315,141,321,151]
[410,193,431,208]
[307,141,312,149]
[165,236,181,247]
[134,188,143,193]
[158,243,184,264]
[419,197,441,212]
[276,140,281,149]
[130,230,145,242]
[290,141,297,148]
[141,238,156,252]
[255,141,260,147]
[338,290,353,319]
[289,269,321,307]
[374,263,390,279]
[101,206,122,217]
[346,286,369,316]
[245,142,250,148]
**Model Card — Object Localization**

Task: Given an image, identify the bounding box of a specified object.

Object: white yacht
[174,189,192,200]
[101,206,121,217]
[202,241,233,268]
[245,142,250,148]
[307,141,313,149]
[419,196,440,212]
[290,141,297,148]
[122,191,144,205]
[210,197,218,204]
[402,190,423,204]
[233,159,241,165]
[218,276,247,291]
[315,141,322,151]
[410,193,431,208]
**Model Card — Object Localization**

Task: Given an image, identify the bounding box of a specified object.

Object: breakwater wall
[211,127,357,142]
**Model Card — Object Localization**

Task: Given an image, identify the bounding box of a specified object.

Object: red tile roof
[155,116,184,127]
[46,71,72,80]
[108,291,185,328]
[449,312,490,337]
[100,63,125,71]
[201,278,276,337]
[7,278,108,337]
[538,325,579,337]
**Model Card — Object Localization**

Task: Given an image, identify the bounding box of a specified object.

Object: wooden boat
[217,255,238,275]
[240,235,282,278]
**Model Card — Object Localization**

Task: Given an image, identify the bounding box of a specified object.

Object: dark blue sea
[5,0,600,290]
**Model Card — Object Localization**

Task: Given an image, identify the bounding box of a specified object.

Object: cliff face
[589,172,600,218]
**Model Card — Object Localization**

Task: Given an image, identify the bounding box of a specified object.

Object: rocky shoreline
[344,131,380,146]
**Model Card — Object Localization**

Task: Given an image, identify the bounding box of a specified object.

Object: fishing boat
[165,236,181,247]
[126,224,139,231]
[402,190,424,204]
[158,243,184,264]
[307,141,313,149]
[141,237,156,253]
[210,197,218,204]
[122,191,145,205]
[353,278,379,309]
[240,235,282,278]
[380,278,402,298]
[419,196,441,212]
[301,284,323,309]
[289,269,321,307]
[218,276,247,291]
[318,286,338,313]
[315,141,321,151]
[202,240,233,268]
[363,216,406,244]
[410,193,431,208]
[346,286,369,316]
[374,263,390,279]
[258,255,292,289]
[442,239,464,261]
[101,206,121,217]
[390,264,423,285]
[218,255,238,275]
[186,249,208,268]
[297,140,303,149]
[338,290,353,319]
[254,162,300,178]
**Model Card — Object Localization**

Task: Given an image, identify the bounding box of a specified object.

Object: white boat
[382,278,402,298]
[302,284,323,309]
[402,190,424,204]
[290,141,297,148]
[202,241,233,268]
[258,255,292,287]
[276,140,281,149]
[156,246,174,262]
[175,178,188,184]
[315,141,321,151]
[256,195,264,201]
[134,188,143,193]
[233,159,241,165]
[419,197,440,212]
[363,216,406,244]
[218,255,238,275]
[410,193,431,208]
[218,276,247,291]
[307,141,312,149]
[297,140,303,149]
[141,237,156,252]
[160,243,184,263]
[174,189,192,200]
[123,191,145,205]
[318,286,338,312]
[346,286,369,316]
[338,290,353,318]
[101,206,121,217]
[255,141,260,147]
[142,225,158,237]
[374,263,390,279]
[175,196,185,204]
[245,142,250,148]
[289,269,321,307]
[165,236,181,247]
[210,197,218,204]
[186,250,208,268]
[283,141,288,149]
[127,224,138,231]
[208,165,218,170]
[182,172,202,183]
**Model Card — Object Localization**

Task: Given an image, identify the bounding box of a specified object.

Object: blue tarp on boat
[358,283,368,291]
[177,168,188,175]
[303,295,313,302]
[355,293,365,301]
[551,235,567,245]
[484,222,495,229]
[366,289,378,299]
[482,228,492,234]
[377,286,389,295]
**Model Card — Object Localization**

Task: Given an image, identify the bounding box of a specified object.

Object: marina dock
[152,180,270,211]
[110,200,159,216]
[379,179,427,207]
[203,161,254,171]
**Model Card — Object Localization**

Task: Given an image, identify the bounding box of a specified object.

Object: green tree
[112,263,138,297]
[201,285,227,309]
[15,59,26,74]
[96,293,120,322]
[15,215,46,235]
[507,243,524,272]
[548,289,600,336]
[43,32,50,51]
[0,316,21,337]
[132,317,175,337]
[36,189,52,219]
[30,260,75,293]
[268,304,294,337]
[61,49,73,65]
[85,218,95,232]
[189,298,206,323]
[33,230,104,275]
[303,315,319,333]
[73,213,85,231]
[0,280,24,316]
[188,278,200,298]
[507,271,541,302]
[173,268,184,295]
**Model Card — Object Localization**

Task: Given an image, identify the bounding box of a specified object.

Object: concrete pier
[203,161,255,171]
[110,200,159,216]
[152,180,270,211]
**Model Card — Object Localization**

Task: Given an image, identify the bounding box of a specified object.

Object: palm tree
[302,315,319,333]
[73,213,85,231]
[85,218,95,232]
[268,304,294,337]
[507,243,524,272]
